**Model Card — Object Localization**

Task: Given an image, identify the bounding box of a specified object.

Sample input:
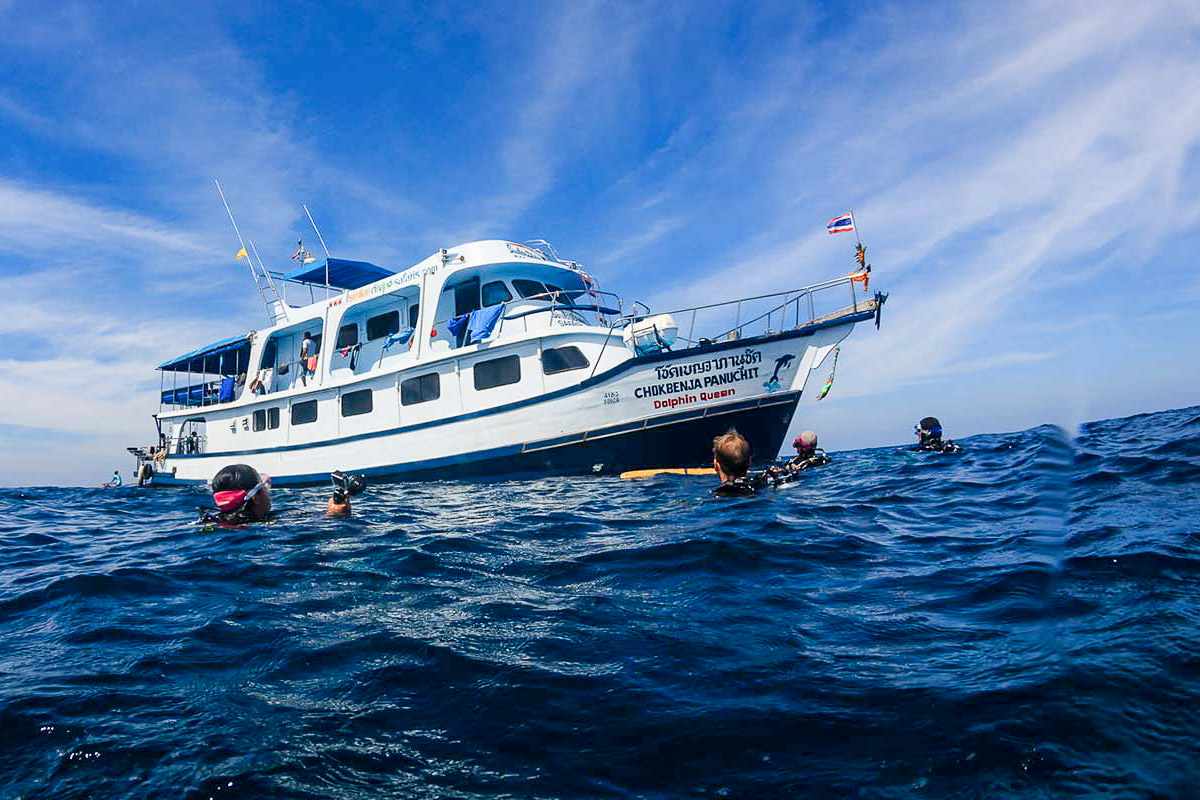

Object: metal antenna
[215,179,278,324]
[303,204,333,296]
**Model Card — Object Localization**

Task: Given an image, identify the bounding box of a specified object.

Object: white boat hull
[149,323,856,486]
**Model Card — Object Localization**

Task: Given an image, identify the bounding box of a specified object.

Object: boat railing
[488,272,871,345]
[637,272,873,346]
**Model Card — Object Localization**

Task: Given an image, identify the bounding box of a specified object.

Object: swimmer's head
[712,429,751,479]
[211,464,271,520]
[915,416,943,444]
[793,430,818,456]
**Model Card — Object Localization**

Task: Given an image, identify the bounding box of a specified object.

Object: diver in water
[712,429,768,497]
[764,431,830,486]
[326,470,366,517]
[199,465,367,525]
[914,416,962,453]
[201,464,273,524]
[784,430,830,473]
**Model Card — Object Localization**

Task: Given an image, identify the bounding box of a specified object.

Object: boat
[130,238,885,486]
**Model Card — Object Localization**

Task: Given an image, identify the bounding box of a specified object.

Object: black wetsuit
[785,449,830,472]
[713,473,769,497]
[915,439,961,453]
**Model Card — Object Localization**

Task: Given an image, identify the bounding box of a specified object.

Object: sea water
[1,406,1198,798]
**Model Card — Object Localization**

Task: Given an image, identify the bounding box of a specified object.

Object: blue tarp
[158,334,252,373]
[282,257,394,290]
[161,383,212,407]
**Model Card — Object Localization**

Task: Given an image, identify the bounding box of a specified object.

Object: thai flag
[827,212,854,234]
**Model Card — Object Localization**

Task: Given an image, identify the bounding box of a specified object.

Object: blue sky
[1,1,1198,486]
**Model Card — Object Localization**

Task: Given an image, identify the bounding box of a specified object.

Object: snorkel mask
[213,473,271,513]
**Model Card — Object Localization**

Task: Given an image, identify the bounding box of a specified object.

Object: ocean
[2,405,1198,798]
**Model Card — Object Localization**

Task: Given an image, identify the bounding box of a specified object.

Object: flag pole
[850,208,862,247]
[215,179,274,324]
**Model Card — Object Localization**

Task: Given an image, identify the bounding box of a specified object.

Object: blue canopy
[158,334,253,373]
[282,257,394,290]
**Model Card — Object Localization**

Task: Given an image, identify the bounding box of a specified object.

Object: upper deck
[154,238,881,423]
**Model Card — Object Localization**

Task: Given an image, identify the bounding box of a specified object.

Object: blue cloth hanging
[382,328,414,351]
[218,376,236,403]
[446,314,470,338]
[467,304,505,344]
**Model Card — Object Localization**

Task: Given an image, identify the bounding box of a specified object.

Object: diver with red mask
[199,465,366,525]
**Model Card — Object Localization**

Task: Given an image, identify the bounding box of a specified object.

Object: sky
[1,0,1198,486]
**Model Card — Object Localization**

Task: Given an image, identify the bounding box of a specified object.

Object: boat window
[367,310,400,341]
[261,338,278,369]
[451,280,480,316]
[408,303,420,329]
[542,346,590,375]
[291,399,318,425]
[268,407,280,429]
[335,323,359,349]
[513,279,548,299]
[401,373,441,406]
[474,354,521,391]
[341,388,373,417]
[482,280,513,307]
[253,409,267,432]
[310,334,322,354]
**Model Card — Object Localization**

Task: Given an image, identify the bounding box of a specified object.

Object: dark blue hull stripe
[165,318,852,461]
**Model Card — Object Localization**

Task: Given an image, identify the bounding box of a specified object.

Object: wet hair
[212,463,261,492]
[712,429,751,478]
[918,416,943,441]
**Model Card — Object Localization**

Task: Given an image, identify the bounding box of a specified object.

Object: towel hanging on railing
[383,328,414,351]
[467,304,504,345]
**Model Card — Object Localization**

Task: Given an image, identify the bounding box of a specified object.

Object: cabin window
[401,373,441,406]
[336,323,359,349]
[542,346,590,375]
[474,354,521,391]
[268,407,280,429]
[310,334,322,354]
[452,280,481,316]
[408,303,420,329]
[513,279,548,299]
[291,399,318,425]
[341,388,373,417]
[261,338,278,369]
[367,310,400,341]
[253,409,267,431]
[482,280,513,307]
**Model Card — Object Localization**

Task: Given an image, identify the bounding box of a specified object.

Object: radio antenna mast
[214,179,280,324]
[303,204,334,295]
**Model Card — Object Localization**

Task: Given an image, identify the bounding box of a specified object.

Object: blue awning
[158,334,253,373]
[282,257,394,290]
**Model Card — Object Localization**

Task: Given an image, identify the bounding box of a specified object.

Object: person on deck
[712,429,766,497]
[300,331,315,387]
